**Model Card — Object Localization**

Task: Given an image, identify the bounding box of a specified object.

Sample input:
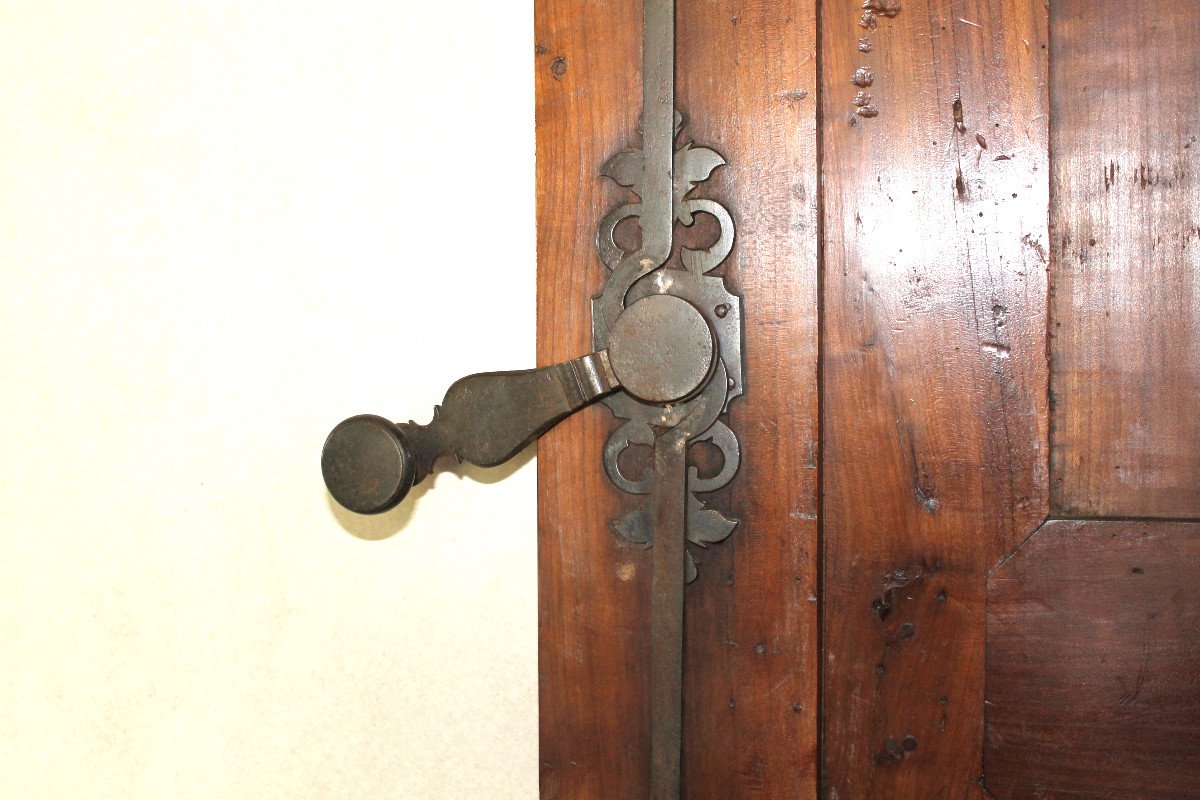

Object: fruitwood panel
[536,6,643,798]
[535,2,819,798]
[1048,0,1200,518]
[819,3,1049,798]
[986,520,1200,799]
[676,5,819,798]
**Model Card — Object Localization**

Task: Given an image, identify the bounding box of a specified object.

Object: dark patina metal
[322,352,619,513]
[608,294,715,404]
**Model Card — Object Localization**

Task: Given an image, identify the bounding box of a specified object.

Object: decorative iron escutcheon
[320,2,742,796]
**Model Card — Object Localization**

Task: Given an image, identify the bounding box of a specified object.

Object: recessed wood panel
[1049,0,1200,517]
[819,2,1049,797]
[986,519,1200,799]
[535,2,819,798]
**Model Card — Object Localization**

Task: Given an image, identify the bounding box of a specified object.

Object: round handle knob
[321,414,417,515]
[608,294,716,404]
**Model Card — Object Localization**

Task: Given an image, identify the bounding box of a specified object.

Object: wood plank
[676,3,820,799]
[986,519,1200,799]
[1049,0,1200,517]
[536,4,647,798]
[819,2,1049,797]
[536,2,820,797]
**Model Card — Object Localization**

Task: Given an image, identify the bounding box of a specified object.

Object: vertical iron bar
[641,1,682,797]
[649,431,687,800]
[640,0,675,263]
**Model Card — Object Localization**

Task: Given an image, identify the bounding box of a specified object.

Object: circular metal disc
[321,414,415,514]
[608,294,716,404]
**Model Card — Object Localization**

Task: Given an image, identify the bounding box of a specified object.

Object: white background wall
[0,2,537,797]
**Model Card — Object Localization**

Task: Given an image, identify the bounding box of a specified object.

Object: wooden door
[535,1,1199,798]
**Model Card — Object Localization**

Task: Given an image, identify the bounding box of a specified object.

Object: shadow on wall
[325,446,536,541]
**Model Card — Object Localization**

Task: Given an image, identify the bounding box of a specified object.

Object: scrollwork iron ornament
[592,113,744,582]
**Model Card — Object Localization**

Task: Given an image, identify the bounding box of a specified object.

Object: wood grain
[535,2,819,798]
[1048,0,1200,518]
[819,3,1049,798]
[677,4,820,798]
[986,519,1200,799]
[536,4,647,798]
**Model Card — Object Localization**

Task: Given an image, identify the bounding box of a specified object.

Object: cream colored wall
[0,2,536,797]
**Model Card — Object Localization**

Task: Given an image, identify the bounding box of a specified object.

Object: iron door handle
[321,293,717,515]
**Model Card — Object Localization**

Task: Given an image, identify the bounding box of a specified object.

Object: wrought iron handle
[322,294,716,515]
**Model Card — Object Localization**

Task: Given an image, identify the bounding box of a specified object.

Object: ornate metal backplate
[592,113,744,582]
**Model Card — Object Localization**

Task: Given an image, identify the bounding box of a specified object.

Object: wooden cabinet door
[534,2,1199,798]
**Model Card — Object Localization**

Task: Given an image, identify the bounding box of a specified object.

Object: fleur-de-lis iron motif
[592,112,744,582]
